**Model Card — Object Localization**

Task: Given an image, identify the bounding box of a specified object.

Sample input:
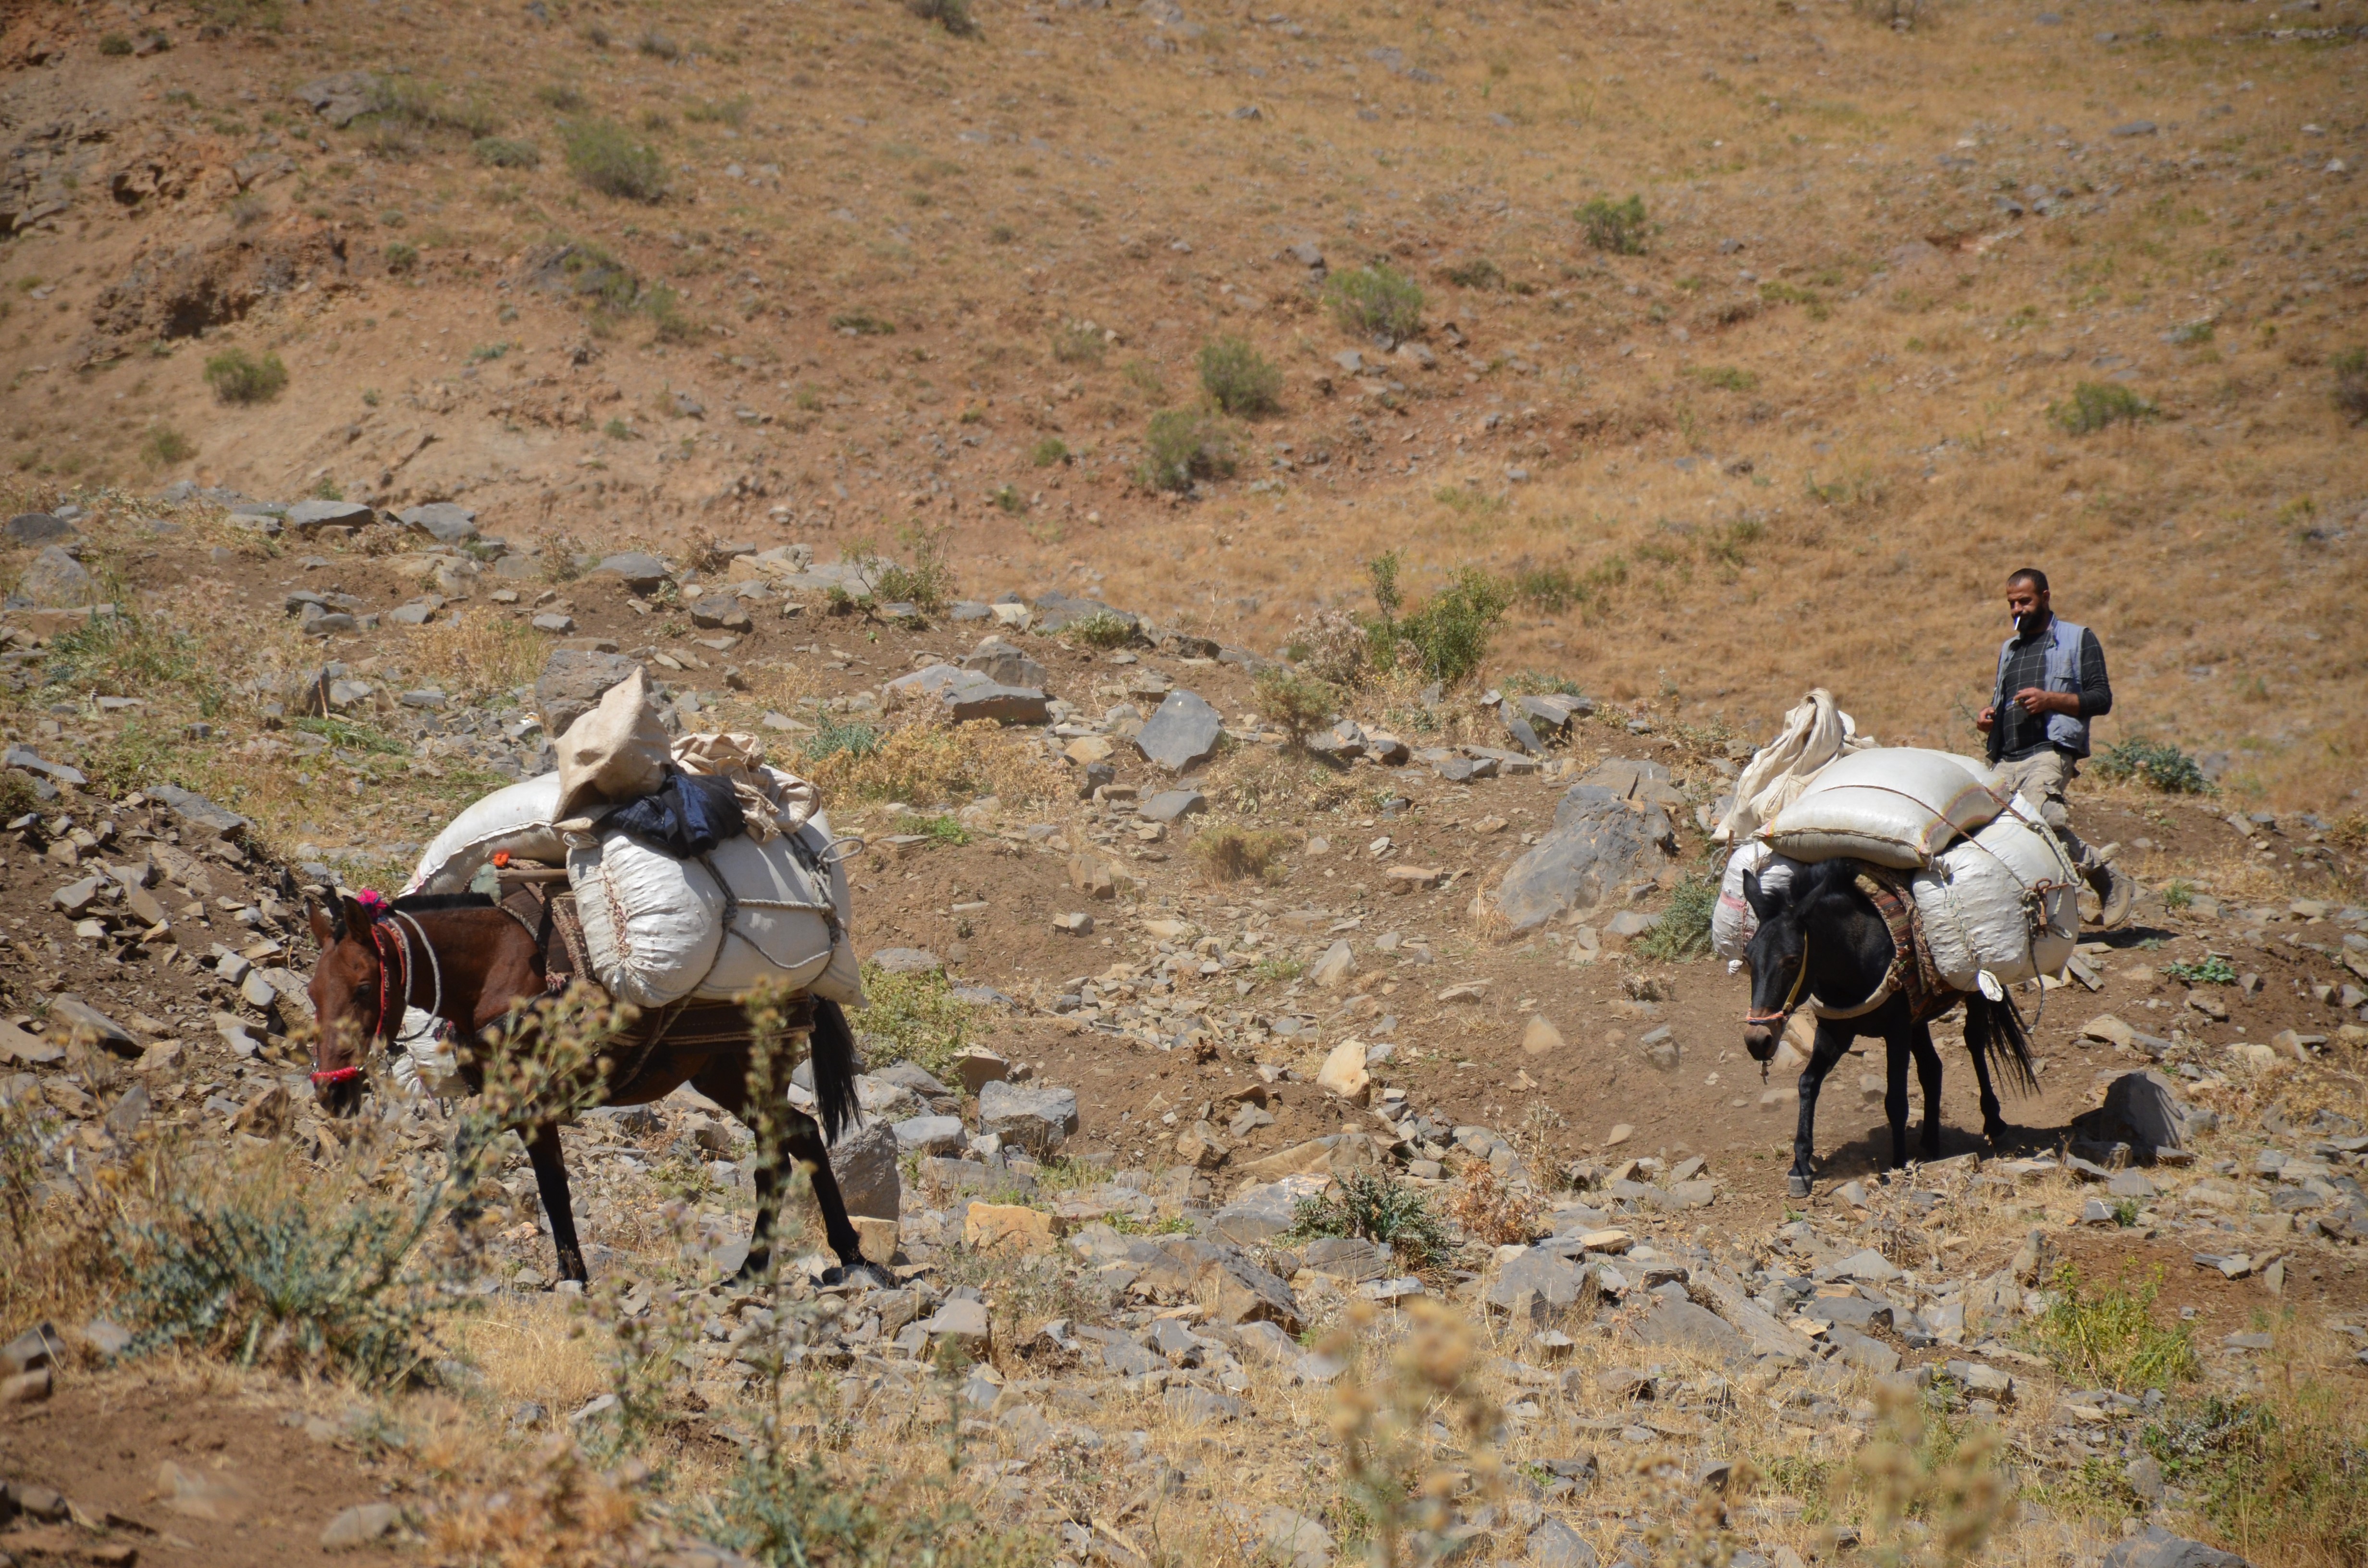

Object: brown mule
[302,889,886,1288]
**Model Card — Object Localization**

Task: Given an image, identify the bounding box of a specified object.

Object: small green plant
[1637,872,1718,962]
[682,95,752,126]
[636,27,683,59]
[1066,609,1135,649]
[2095,736,2209,794]
[100,32,135,55]
[1324,263,1425,345]
[904,0,978,34]
[472,135,540,169]
[1577,194,1648,254]
[1048,320,1104,366]
[829,309,896,336]
[1028,435,1069,467]
[991,484,1024,514]
[563,119,667,202]
[2333,347,2368,424]
[203,347,288,405]
[802,713,880,763]
[1121,357,1168,401]
[2025,1266,2198,1392]
[535,82,588,110]
[2160,879,2195,912]
[1252,666,1341,746]
[2110,1197,2143,1227]
[603,417,632,440]
[1287,1170,1450,1270]
[1197,334,1283,416]
[383,240,419,276]
[2162,954,2238,986]
[854,964,973,1076]
[1684,364,1759,392]
[1440,256,1503,290]
[1137,409,1235,491]
[911,813,971,847]
[642,286,703,345]
[1363,551,1508,686]
[361,388,381,408]
[140,425,194,467]
[469,340,510,363]
[2145,1385,2368,1568]
[2051,380,2158,434]
[851,523,956,611]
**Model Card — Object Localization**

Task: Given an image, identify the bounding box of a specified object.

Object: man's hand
[2012,686,2076,719]
[1975,705,1996,733]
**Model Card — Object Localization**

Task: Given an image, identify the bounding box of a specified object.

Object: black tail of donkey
[808,998,863,1142]
[1962,992,2041,1096]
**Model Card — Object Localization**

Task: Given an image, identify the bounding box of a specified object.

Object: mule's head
[1740,867,1811,1062]
[306,893,386,1117]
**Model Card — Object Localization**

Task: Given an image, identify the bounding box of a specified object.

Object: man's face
[2006,580,2050,626]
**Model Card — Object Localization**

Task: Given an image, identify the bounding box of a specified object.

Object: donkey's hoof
[821,1260,897,1290]
[1786,1174,1813,1200]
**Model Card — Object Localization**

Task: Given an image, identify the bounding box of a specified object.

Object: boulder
[288,499,376,531]
[962,640,1049,688]
[976,1080,1079,1156]
[1308,939,1357,988]
[1134,689,1224,772]
[1486,1250,1590,1322]
[1316,1037,1369,1103]
[1636,1298,1754,1366]
[2073,1070,2199,1164]
[395,502,478,543]
[1493,785,1676,931]
[2101,1528,2250,1568]
[4,512,74,545]
[48,994,140,1058]
[824,1118,900,1220]
[1577,756,1688,810]
[533,648,641,739]
[16,546,98,607]
[292,71,382,127]
[589,551,673,594]
[148,783,247,839]
[942,682,1050,725]
[1140,789,1207,824]
[1529,1518,1599,1568]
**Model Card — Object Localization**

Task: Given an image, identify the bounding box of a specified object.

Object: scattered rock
[534,648,641,738]
[1521,1015,1566,1056]
[15,546,99,607]
[1493,784,1676,931]
[590,551,673,594]
[2100,1527,2248,1568]
[321,1502,403,1549]
[47,995,140,1058]
[1316,1037,1370,1104]
[1133,689,1225,772]
[1308,939,1357,988]
[976,1080,1079,1156]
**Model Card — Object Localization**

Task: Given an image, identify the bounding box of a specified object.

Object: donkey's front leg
[1789,1021,1851,1199]
[1883,1030,1914,1170]
[524,1123,589,1285]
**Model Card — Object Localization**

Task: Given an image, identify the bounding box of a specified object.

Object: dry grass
[802,718,1062,807]
[402,609,549,702]
[1187,821,1294,884]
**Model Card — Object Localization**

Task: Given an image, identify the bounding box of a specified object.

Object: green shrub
[637,27,683,59]
[2331,347,2368,425]
[203,347,288,405]
[991,483,1024,514]
[1049,321,1105,365]
[140,425,194,467]
[2162,955,2238,987]
[682,95,751,126]
[1137,409,1235,491]
[1197,335,1283,417]
[2051,380,2158,433]
[1029,436,1069,467]
[1066,610,1135,649]
[904,0,978,35]
[2160,879,2194,912]
[1577,194,1648,254]
[100,32,134,56]
[2024,1266,2198,1392]
[1253,666,1341,744]
[1363,551,1508,686]
[563,119,667,202]
[854,964,973,1077]
[852,524,955,611]
[1324,263,1424,345]
[2145,1386,2368,1568]
[383,240,419,275]
[471,135,540,169]
[1637,872,1717,962]
[535,82,588,111]
[1287,1171,1449,1270]
[1684,364,1759,392]
[2095,736,2209,794]
[802,714,880,763]
[642,285,703,345]
[1440,256,1503,290]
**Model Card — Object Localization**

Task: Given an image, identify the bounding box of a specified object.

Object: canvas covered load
[1712,840,1805,962]
[1761,747,2009,870]
[1909,799,2082,991]
[405,772,568,896]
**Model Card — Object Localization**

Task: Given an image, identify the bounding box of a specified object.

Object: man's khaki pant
[1995,749,2103,875]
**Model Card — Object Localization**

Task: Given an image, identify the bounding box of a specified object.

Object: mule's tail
[808,998,863,1143]
[1964,993,2041,1097]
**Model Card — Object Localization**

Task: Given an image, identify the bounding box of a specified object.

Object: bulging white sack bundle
[1712,840,1805,961]
[1763,747,2008,869]
[1910,797,2082,990]
[404,773,567,895]
[568,808,859,1010]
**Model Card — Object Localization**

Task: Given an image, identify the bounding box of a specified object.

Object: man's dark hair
[2006,566,2050,594]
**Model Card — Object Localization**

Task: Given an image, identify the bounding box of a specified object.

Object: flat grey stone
[1208,1182,1305,1246]
[8,746,86,786]
[533,648,640,739]
[590,551,672,594]
[320,1502,402,1549]
[288,499,376,530]
[145,784,247,839]
[1487,1249,1590,1322]
[893,1114,967,1156]
[976,1080,1079,1156]
[4,513,73,544]
[1493,785,1675,932]
[1139,789,1207,824]
[826,1116,900,1220]
[1801,1296,1894,1332]
[1636,1298,1753,1366]
[1134,689,1223,772]
[396,502,479,543]
[292,70,381,127]
[942,682,1050,725]
[870,946,941,974]
[962,640,1049,688]
[1530,1518,1598,1568]
[48,994,140,1058]
[1162,1384,1243,1424]
[16,546,98,607]
[2101,1527,2248,1568]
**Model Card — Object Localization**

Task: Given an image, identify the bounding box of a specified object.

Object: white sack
[1712,841,1806,961]
[1910,796,2082,990]
[568,812,861,1010]
[1712,688,1875,845]
[1763,747,2008,870]
[405,772,567,895]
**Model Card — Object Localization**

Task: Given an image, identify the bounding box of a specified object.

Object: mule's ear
[308,898,340,947]
[1741,868,1777,922]
[338,894,372,936]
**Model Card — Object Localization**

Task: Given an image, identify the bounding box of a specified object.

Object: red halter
[308,896,407,1089]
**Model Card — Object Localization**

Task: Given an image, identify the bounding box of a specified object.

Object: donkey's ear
[1741,869,1777,922]
[308,898,340,947]
[338,894,372,937]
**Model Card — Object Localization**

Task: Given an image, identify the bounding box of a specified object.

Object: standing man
[1976,566,2137,927]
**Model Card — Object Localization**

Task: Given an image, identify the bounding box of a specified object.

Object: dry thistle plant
[1843,1381,2010,1568]
[1325,1298,1503,1566]
[1634,1450,1761,1568]
[1445,1162,1543,1248]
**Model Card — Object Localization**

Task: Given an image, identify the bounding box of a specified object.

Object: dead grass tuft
[802,718,1061,807]
[1187,821,1294,883]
